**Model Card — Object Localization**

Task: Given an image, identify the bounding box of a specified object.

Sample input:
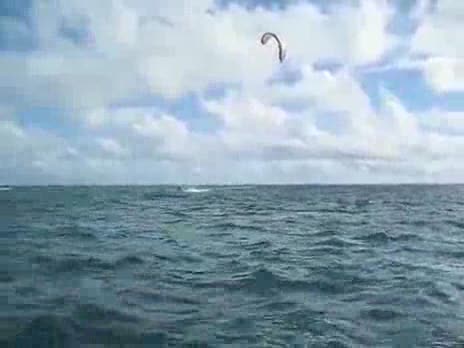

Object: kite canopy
[260,32,286,63]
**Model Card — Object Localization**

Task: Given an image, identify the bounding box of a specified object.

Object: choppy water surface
[1,185,464,347]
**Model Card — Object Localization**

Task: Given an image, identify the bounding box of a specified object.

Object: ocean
[1,185,463,347]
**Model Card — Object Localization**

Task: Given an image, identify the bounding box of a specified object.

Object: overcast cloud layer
[1,0,464,185]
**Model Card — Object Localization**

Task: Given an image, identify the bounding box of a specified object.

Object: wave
[193,267,311,295]
[3,314,171,347]
[5,315,75,348]
[143,192,183,200]
[4,185,464,346]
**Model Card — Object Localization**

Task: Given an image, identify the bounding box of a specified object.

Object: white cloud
[362,56,464,94]
[410,0,433,20]
[0,117,82,184]
[421,57,464,93]
[0,120,26,155]
[0,51,141,109]
[4,100,464,184]
[411,0,464,58]
[407,0,464,92]
[97,137,128,158]
[420,108,464,134]
[259,65,374,138]
[0,0,398,107]
[5,69,464,184]
[3,0,464,184]
[349,0,396,65]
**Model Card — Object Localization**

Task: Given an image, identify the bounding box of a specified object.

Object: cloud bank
[1,0,464,184]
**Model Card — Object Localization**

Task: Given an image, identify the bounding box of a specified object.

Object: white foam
[182,187,210,193]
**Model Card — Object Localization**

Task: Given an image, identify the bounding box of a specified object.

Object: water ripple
[2,185,464,346]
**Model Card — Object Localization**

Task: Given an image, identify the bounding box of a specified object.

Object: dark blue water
[1,185,464,347]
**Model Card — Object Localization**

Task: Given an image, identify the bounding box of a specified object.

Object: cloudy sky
[0,0,463,185]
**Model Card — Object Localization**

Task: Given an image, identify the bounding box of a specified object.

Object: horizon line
[3,182,464,187]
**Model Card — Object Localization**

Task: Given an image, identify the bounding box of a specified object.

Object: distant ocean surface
[1,185,464,347]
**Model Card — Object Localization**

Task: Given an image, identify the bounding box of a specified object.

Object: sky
[1,0,464,185]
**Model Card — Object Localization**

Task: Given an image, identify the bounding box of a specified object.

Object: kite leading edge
[260,32,286,63]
